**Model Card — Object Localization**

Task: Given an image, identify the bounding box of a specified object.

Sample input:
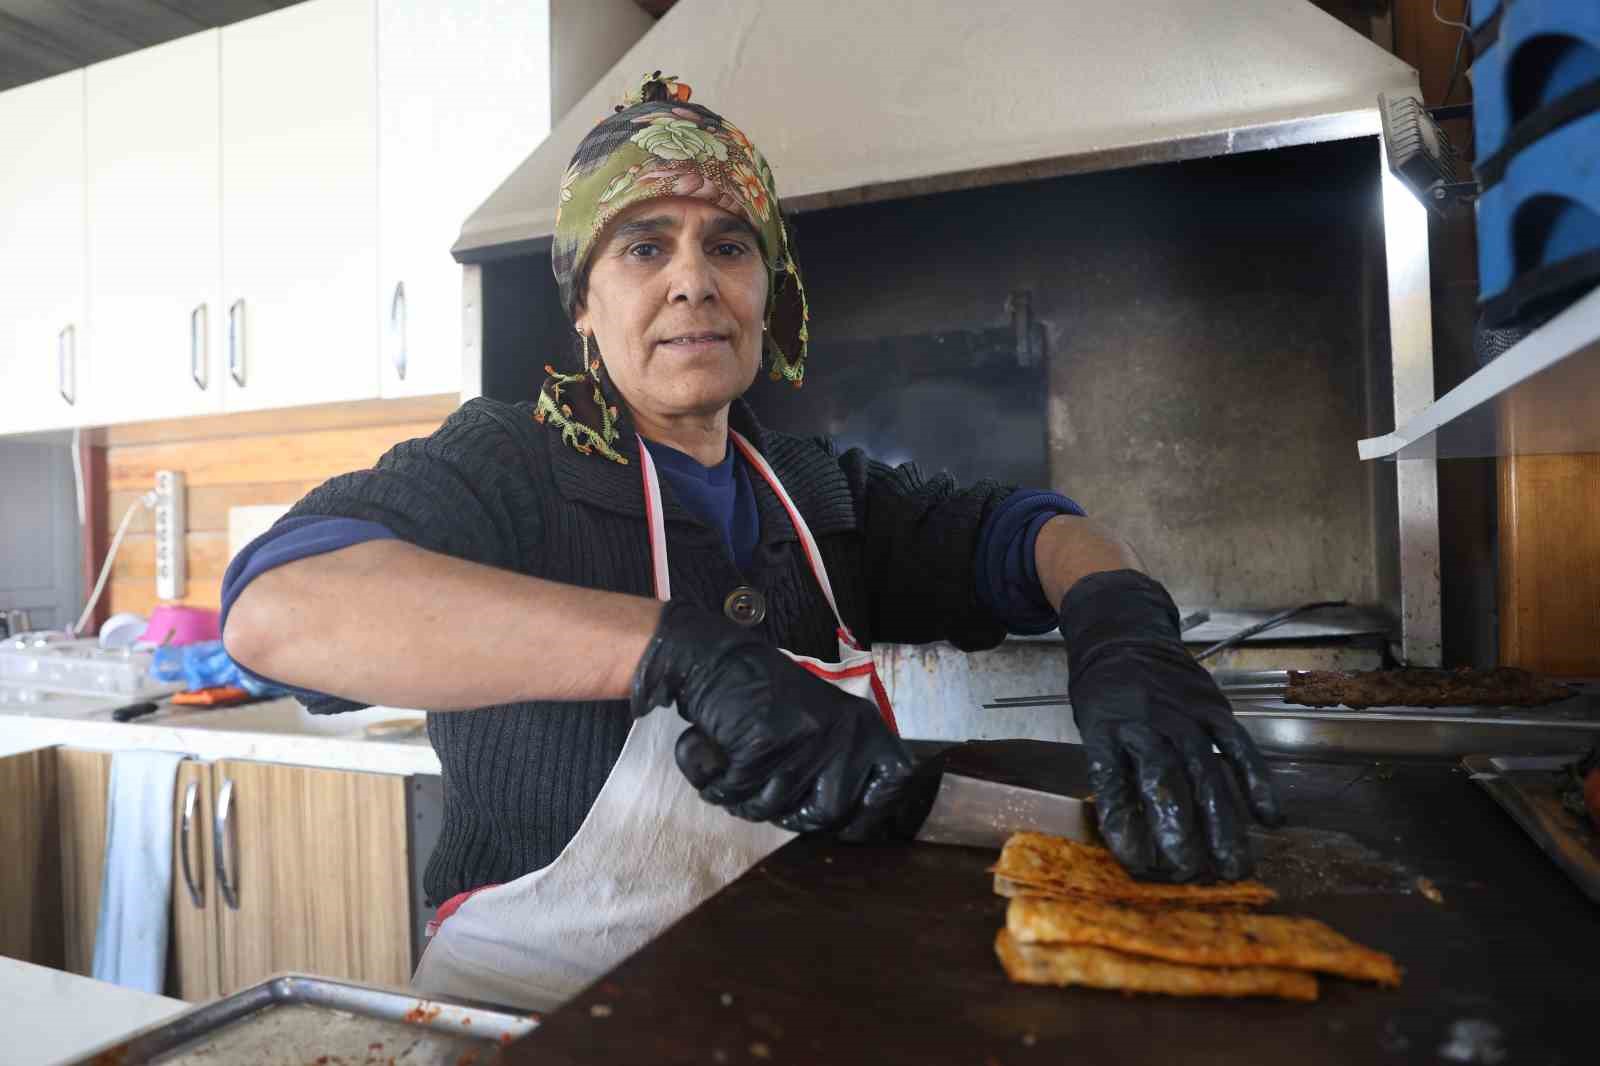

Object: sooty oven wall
[482,137,1393,612]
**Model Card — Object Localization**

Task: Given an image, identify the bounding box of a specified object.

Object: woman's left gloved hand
[1060,570,1284,882]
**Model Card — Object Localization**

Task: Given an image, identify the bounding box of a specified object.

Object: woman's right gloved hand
[630,599,916,841]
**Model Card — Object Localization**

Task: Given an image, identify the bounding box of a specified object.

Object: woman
[222,73,1280,1012]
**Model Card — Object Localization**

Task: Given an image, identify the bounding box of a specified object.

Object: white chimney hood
[454,0,1418,261]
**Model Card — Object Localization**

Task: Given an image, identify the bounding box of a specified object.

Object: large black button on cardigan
[281,397,1013,904]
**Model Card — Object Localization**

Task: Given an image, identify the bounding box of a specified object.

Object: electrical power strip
[154,469,187,601]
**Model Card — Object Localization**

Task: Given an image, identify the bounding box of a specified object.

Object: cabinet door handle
[213,776,240,910]
[180,780,203,907]
[389,281,407,381]
[190,304,209,391]
[227,299,246,388]
[57,324,76,405]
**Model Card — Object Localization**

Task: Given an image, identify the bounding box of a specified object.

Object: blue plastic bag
[149,640,285,698]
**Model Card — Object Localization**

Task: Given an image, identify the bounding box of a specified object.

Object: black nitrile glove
[631,599,917,841]
[1060,570,1283,882]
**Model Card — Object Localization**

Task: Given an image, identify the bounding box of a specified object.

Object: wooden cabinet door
[85,31,225,426]
[0,72,88,435]
[220,0,380,413]
[56,747,114,976]
[212,760,412,993]
[376,0,553,399]
[0,748,64,967]
[172,760,222,1001]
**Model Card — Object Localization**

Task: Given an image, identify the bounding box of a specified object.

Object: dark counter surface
[509,741,1598,1065]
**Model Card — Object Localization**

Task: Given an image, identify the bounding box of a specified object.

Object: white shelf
[1359,284,1600,460]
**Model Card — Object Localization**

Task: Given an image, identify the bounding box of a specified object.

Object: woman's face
[574,197,768,424]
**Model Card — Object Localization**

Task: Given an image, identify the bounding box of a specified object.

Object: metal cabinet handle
[57,324,76,405]
[227,299,246,388]
[389,281,407,381]
[190,304,209,391]
[180,780,203,907]
[213,776,240,910]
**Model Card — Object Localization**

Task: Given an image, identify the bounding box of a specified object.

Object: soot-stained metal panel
[746,137,1386,610]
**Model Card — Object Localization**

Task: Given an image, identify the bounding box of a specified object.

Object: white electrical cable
[1432,0,1470,31]
[73,491,156,637]
[70,426,86,528]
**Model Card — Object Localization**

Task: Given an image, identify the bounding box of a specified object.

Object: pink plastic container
[139,605,222,646]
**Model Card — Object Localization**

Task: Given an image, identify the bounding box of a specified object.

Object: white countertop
[0,690,441,775]
[1,954,189,1065]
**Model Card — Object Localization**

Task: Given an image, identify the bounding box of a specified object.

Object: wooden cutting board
[504,741,1596,1066]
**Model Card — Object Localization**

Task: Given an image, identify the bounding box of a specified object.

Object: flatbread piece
[995,930,1318,1002]
[992,832,1278,908]
[1008,896,1401,986]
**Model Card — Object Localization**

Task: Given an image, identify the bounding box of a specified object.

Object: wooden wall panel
[106,420,448,491]
[1499,455,1600,676]
[107,482,326,536]
[114,533,231,581]
[101,400,455,618]
[91,392,458,447]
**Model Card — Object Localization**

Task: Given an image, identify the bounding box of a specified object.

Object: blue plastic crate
[1471,0,1600,167]
[1477,110,1600,326]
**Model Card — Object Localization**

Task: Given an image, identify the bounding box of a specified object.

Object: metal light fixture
[1378,92,1476,216]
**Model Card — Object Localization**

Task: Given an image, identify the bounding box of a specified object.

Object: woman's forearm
[1034,514,1145,609]
[222,539,662,710]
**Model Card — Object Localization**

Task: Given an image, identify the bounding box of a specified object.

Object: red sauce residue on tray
[403,1003,442,1024]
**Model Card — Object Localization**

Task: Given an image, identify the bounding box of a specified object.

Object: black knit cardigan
[284,396,1012,904]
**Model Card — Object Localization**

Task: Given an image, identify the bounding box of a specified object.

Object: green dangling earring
[764,219,809,387]
[533,328,629,465]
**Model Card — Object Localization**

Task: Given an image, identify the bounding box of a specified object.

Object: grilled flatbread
[992,832,1278,908]
[1008,896,1401,986]
[994,874,1258,908]
[995,930,1318,1002]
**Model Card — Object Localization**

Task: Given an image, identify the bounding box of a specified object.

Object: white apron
[411,431,897,1012]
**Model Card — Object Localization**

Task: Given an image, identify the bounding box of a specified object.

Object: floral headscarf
[537,73,809,465]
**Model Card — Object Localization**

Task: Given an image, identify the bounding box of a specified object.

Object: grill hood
[454,0,1418,262]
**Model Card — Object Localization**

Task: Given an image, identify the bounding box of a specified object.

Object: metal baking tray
[1238,702,1600,759]
[63,973,540,1065]
[987,674,1600,759]
[1234,675,1600,759]
[1465,753,1600,906]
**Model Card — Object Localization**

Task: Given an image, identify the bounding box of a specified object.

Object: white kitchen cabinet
[1,0,650,432]
[0,72,87,435]
[85,32,225,425]
[376,0,554,399]
[220,0,380,413]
